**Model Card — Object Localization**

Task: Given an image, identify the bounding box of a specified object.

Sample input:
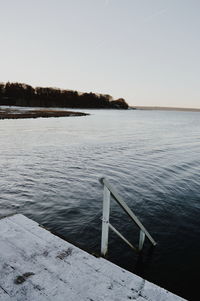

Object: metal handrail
[100,177,156,256]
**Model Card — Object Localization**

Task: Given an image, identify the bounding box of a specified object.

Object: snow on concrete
[0,214,187,301]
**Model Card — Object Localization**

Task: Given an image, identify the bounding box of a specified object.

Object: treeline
[0,82,128,109]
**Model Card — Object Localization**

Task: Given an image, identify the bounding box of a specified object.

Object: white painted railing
[100,177,156,256]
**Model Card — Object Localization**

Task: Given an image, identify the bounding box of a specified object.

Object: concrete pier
[0,214,186,300]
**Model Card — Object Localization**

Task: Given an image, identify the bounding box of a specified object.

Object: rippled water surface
[0,109,199,300]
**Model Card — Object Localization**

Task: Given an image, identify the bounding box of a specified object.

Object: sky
[0,0,200,108]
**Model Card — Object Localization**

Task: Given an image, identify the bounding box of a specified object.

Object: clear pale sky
[0,0,200,108]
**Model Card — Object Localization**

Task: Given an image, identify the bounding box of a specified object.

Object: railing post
[101,184,111,256]
[100,177,156,255]
[139,230,145,251]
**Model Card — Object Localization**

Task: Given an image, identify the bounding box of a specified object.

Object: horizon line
[131,106,200,112]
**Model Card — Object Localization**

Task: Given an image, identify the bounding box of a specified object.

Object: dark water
[0,109,199,300]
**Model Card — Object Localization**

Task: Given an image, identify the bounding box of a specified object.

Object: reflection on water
[0,109,200,300]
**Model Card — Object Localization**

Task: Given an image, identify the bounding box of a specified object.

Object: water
[0,108,199,300]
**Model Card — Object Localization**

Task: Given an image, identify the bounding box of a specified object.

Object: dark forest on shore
[0,82,128,109]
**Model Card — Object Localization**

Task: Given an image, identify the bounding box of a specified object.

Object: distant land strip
[132,106,200,112]
[0,82,128,109]
[0,108,88,120]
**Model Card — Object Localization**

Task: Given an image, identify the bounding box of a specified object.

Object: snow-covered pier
[0,214,186,300]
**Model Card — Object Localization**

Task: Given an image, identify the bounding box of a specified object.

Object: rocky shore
[0,108,89,119]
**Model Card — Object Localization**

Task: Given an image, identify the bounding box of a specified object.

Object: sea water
[0,109,199,300]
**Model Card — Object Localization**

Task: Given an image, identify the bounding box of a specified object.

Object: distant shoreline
[131,106,200,112]
[0,108,89,120]
[0,82,129,109]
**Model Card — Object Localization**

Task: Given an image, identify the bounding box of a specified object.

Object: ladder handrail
[100,177,156,256]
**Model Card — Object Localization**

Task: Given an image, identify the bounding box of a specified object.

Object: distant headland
[132,106,200,112]
[0,82,128,109]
